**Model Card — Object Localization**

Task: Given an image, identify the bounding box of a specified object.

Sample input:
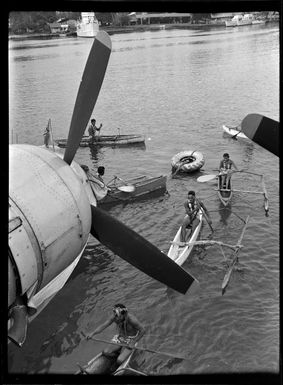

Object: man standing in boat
[87,304,145,365]
[219,153,238,189]
[88,118,102,143]
[180,190,212,244]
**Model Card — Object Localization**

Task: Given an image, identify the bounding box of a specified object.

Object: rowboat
[217,174,233,206]
[97,175,167,205]
[222,124,248,139]
[76,346,137,375]
[167,209,203,266]
[55,134,145,148]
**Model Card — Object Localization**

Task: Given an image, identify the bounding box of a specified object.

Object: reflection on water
[8,24,279,376]
[218,204,232,226]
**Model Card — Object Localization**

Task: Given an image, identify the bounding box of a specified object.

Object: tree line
[9,12,215,35]
[9,12,118,34]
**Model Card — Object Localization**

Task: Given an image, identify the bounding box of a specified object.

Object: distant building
[128,12,193,25]
[210,13,242,21]
[48,19,77,34]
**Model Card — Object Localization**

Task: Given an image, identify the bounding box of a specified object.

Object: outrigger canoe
[167,209,203,266]
[76,347,137,375]
[217,175,233,206]
[56,134,145,148]
[222,125,248,139]
[97,175,167,205]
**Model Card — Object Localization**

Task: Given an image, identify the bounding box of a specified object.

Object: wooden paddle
[112,175,135,193]
[86,335,191,361]
[197,169,242,183]
[195,198,214,233]
[117,185,135,193]
[197,174,218,183]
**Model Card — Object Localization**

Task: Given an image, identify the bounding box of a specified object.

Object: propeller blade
[64,32,112,165]
[90,205,195,294]
[241,114,279,157]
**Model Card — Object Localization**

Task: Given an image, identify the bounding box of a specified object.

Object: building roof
[135,12,193,19]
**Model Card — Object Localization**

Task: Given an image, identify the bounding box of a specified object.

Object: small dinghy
[95,175,167,205]
[222,125,248,139]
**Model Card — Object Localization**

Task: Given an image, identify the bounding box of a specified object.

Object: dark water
[8,24,279,375]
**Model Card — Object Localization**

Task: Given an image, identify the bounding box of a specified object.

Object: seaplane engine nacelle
[8,144,93,346]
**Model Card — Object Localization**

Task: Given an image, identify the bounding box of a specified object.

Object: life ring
[171,150,205,173]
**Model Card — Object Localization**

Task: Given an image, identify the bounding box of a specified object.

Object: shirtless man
[87,304,145,365]
[180,190,211,243]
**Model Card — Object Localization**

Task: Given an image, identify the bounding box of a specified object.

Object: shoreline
[8,23,227,41]
[8,20,278,41]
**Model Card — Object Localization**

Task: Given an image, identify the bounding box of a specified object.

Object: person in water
[180,190,212,244]
[96,166,106,183]
[88,118,102,142]
[87,304,145,365]
[218,153,238,189]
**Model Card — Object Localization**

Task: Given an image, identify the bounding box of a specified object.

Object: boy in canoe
[180,190,212,244]
[218,153,238,189]
[87,304,145,365]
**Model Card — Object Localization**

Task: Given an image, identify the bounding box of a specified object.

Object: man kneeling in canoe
[180,190,212,245]
[87,304,145,366]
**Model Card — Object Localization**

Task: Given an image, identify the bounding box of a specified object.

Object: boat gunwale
[217,175,233,206]
[99,175,167,205]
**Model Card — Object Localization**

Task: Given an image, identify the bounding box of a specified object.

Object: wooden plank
[231,189,264,194]
[171,239,240,251]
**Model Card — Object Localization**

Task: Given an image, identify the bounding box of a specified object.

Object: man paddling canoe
[218,153,238,189]
[87,304,145,366]
[180,190,212,244]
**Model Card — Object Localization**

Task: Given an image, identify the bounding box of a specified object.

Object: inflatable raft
[171,151,205,173]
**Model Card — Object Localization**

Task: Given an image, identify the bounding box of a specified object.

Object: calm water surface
[8,24,279,375]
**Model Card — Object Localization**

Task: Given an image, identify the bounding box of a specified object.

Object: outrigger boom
[221,215,250,295]
[170,240,243,251]
[214,171,269,214]
[171,214,249,295]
